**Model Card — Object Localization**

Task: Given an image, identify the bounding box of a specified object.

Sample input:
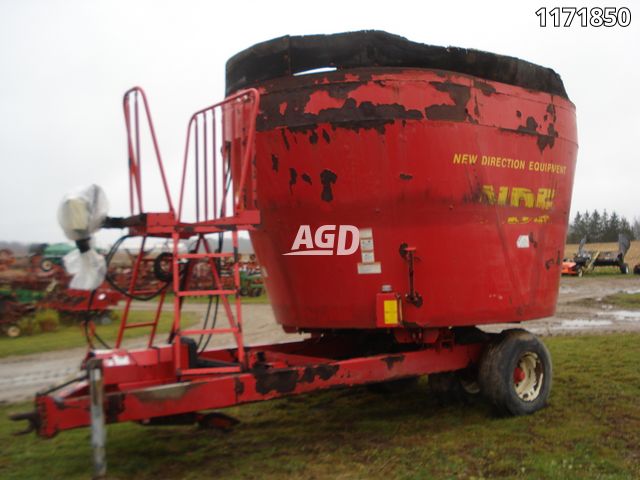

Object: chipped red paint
[248,68,577,331]
[33,335,483,437]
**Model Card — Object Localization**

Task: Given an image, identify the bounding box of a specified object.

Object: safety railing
[177,89,260,224]
[122,87,175,217]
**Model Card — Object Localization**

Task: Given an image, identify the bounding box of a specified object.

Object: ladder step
[177,289,236,297]
[177,252,234,260]
[123,321,156,329]
[181,328,238,336]
[127,289,163,295]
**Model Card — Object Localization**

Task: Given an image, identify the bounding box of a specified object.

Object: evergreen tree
[588,210,601,242]
[608,212,621,242]
[567,212,582,243]
[620,218,634,241]
[573,210,589,242]
[633,218,640,239]
[566,210,636,243]
[601,210,610,241]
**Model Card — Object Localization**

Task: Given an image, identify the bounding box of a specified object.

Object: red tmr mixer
[13,31,577,464]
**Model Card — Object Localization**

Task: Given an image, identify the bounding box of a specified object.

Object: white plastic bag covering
[57,185,109,290]
[57,185,109,241]
[63,248,107,291]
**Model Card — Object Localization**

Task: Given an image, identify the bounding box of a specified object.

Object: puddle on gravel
[559,319,613,329]
[597,310,640,321]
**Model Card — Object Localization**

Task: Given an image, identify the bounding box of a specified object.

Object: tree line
[567,210,638,243]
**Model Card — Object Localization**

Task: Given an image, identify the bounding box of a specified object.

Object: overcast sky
[1,0,638,246]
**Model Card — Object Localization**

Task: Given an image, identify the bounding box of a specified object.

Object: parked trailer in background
[12,32,577,475]
[562,234,631,276]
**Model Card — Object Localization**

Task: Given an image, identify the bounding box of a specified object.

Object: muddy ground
[1,276,639,403]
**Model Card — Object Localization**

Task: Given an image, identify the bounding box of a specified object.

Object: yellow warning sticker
[383,299,399,325]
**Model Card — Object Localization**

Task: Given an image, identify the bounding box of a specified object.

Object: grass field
[601,292,640,309]
[172,291,270,305]
[565,241,640,275]
[0,311,196,358]
[573,291,640,310]
[1,333,638,479]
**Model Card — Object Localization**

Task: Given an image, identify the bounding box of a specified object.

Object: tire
[428,369,480,404]
[40,259,54,272]
[5,324,21,338]
[620,263,630,275]
[153,252,174,282]
[478,329,552,416]
[96,313,113,325]
[367,376,419,394]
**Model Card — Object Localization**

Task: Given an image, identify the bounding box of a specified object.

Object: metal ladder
[120,87,261,374]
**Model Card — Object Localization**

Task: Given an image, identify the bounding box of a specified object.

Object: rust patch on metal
[234,378,245,396]
[381,354,405,370]
[257,87,423,134]
[254,364,340,395]
[320,169,337,202]
[463,182,486,204]
[517,116,539,135]
[473,79,496,96]
[508,115,559,152]
[399,173,413,181]
[289,168,297,192]
[322,129,331,144]
[271,154,279,172]
[280,129,290,150]
[106,393,125,423]
[301,173,312,185]
[254,370,299,395]
[299,364,339,383]
[538,123,558,151]
[425,81,471,122]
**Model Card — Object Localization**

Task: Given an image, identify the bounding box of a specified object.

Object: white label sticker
[359,227,373,239]
[358,262,382,274]
[360,238,374,251]
[361,251,375,263]
[105,355,131,367]
[516,235,530,249]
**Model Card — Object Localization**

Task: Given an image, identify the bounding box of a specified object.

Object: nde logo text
[284,225,360,256]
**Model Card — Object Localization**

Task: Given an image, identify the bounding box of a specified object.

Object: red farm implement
[0,256,123,336]
[11,32,577,477]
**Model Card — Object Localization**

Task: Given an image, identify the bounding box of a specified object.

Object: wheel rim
[6,325,20,338]
[460,378,481,395]
[513,352,543,401]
